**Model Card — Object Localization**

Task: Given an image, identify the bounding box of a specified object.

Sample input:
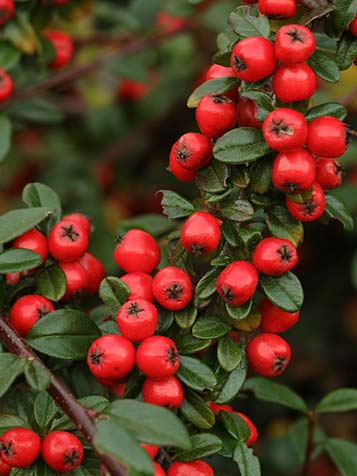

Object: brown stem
[301,411,317,476]
[348,128,357,137]
[298,0,329,8]
[0,316,126,476]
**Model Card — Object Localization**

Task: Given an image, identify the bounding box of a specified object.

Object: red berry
[154,463,166,476]
[48,219,89,262]
[230,37,277,82]
[235,412,259,447]
[114,229,161,274]
[111,382,126,396]
[120,272,154,302]
[142,376,184,408]
[87,334,136,381]
[306,116,347,158]
[205,64,239,101]
[169,152,196,182]
[6,271,29,286]
[9,294,55,337]
[42,431,83,472]
[152,266,193,311]
[170,133,212,171]
[13,228,48,264]
[272,148,315,194]
[0,428,41,468]
[136,336,180,379]
[236,97,262,129]
[117,73,159,102]
[0,69,13,101]
[216,261,258,306]
[116,299,158,342]
[52,0,70,4]
[252,237,298,276]
[59,262,88,300]
[0,0,14,26]
[315,157,342,190]
[63,213,91,235]
[286,182,326,222]
[273,64,316,103]
[0,457,11,475]
[260,297,299,333]
[258,0,297,18]
[196,94,236,138]
[44,31,73,69]
[275,24,316,64]
[263,108,308,152]
[209,402,233,413]
[242,0,257,4]
[141,443,159,459]
[156,12,187,34]
[168,461,214,476]
[247,333,291,377]
[77,252,105,293]
[350,15,357,36]
[181,211,221,255]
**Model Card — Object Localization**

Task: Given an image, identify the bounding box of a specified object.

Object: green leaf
[52,396,110,431]
[177,356,217,392]
[36,264,66,302]
[260,272,304,313]
[192,315,230,339]
[0,354,26,397]
[117,214,174,238]
[177,335,212,355]
[22,182,61,212]
[220,411,250,442]
[308,51,340,83]
[0,40,21,71]
[0,114,11,163]
[8,98,64,124]
[160,191,195,219]
[226,300,252,321]
[222,199,254,222]
[325,193,354,231]
[174,433,223,462]
[324,438,357,476]
[229,11,270,38]
[218,336,243,372]
[240,90,274,121]
[34,392,57,432]
[174,306,197,329]
[214,358,247,404]
[316,388,357,413]
[105,399,191,449]
[0,207,53,245]
[250,156,272,193]
[244,377,308,412]
[0,249,41,273]
[0,414,28,434]
[240,229,262,256]
[24,361,51,391]
[214,128,271,164]
[99,277,130,316]
[299,3,336,26]
[305,102,348,121]
[336,32,357,70]
[187,78,239,108]
[266,205,304,246]
[195,161,230,193]
[180,390,215,430]
[195,268,220,301]
[234,443,261,476]
[26,309,101,360]
[332,0,357,30]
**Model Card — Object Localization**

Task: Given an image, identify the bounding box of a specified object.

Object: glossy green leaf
[174,433,223,462]
[193,315,230,339]
[214,358,247,404]
[260,272,304,312]
[36,264,66,302]
[316,388,357,413]
[333,0,357,30]
[195,268,220,301]
[24,361,51,391]
[195,161,230,193]
[250,157,272,193]
[177,335,212,355]
[160,190,195,219]
[234,443,261,476]
[22,182,61,212]
[240,90,274,121]
[0,207,53,245]
[336,32,357,70]
[265,205,304,246]
[177,356,217,392]
[222,199,254,222]
[100,277,130,316]
[180,390,216,430]
[229,11,270,38]
[0,114,11,163]
[34,392,58,432]
[325,193,354,231]
[214,128,271,164]
[0,40,21,71]
[218,336,243,372]
[0,414,28,433]
[325,438,357,476]
[220,411,250,442]
[187,78,239,108]
[0,354,26,398]
[175,306,197,329]
[51,396,110,431]
[305,102,348,121]
[308,51,340,83]
[226,300,252,321]
[0,249,41,273]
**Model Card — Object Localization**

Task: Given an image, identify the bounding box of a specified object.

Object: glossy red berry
[236,97,262,128]
[13,228,48,264]
[205,64,239,101]
[247,333,291,377]
[0,0,14,26]
[117,72,159,102]
[63,213,91,235]
[169,152,196,182]
[275,24,316,64]
[253,238,298,276]
[152,266,193,311]
[181,211,221,255]
[286,182,326,222]
[306,116,347,158]
[0,428,41,468]
[48,219,89,262]
[350,15,357,36]
[154,463,166,476]
[142,376,184,408]
[263,108,308,152]
[77,252,105,293]
[258,0,297,18]
[209,402,233,413]
[273,64,316,103]
[0,69,13,101]
[140,443,159,459]
[9,294,55,337]
[272,148,315,194]
[114,229,161,274]
[168,460,214,476]
[116,299,158,342]
[170,133,212,171]
[0,457,11,476]
[260,297,299,333]
[42,431,83,472]
[120,272,154,302]
[315,157,342,190]
[111,382,126,397]
[230,37,277,82]
[44,31,73,69]
[216,261,258,306]
[136,336,180,379]
[196,94,236,138]
[87,334,136,381]
[235,413,259,447]
[59,262,88,300]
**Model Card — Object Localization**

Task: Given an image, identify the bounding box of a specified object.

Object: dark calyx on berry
[165,283,183,300]
[167,346,179,365]
[273,356,287,372]
[221,287,234,303]
[64,449,81,466]
[286,28,305,43]
[90,349,104,365]
[127,302,144,316]
[232,56,247,71]
[270,119,293,136]
[61,225,80,242]
[277,244,294,262]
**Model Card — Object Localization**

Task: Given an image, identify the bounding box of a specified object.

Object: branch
[298,0,329,8]
[0,316,126,476]
[348,128,357,137]
[301,411,317,476]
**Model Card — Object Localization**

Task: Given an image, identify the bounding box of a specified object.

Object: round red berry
[205,64,239,101]
[275,24,316,64]
[59,262,88,300]
[77,252,105,294]
[44,31,73,69]
[196,94,236,138]
[247,333,291,377]
[142,376,184,408]
[111,382,126,397]
[168,460,214,476]
[87,334,135,381]
[258,0,297,18]
[63,213,91,235]
[49,219,89,262]
[169,152,196,182]
[0,428,41,468]
[272,148,315,194]
[236,97,262,129]
[140,443,159,459]
[154,463,166,476]
[0,69,13,101]
[260,297,299,333]
[306,116,347,158]
[116,299,158,342]
[0,0,14,26]
[0,457,11,475]
[315,157,342,190]
[42,431,83,472]
[13,228,48,264]
[253,237,298,276]
[263,108,308,152]
[114,229,161,274]
[230,37,277,82]
[136,336,180,379]
[170,133,212,171]
[181,211,221,255]
[152,266,193,311]
[209,402,233,414]
[120,272,154,302]
[216,261,258,306]
[235,412,259,447]
[273,64,316,103]
[286,182,326,222]
[350,15,357,36]
[9,294,55,337]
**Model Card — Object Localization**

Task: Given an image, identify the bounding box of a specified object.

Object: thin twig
[301,411,317,476]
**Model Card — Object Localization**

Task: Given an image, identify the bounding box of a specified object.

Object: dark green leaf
[222,221,243,247]
[24,361,51,391]
[36,264,66,302]
[230,165,250,188]
[0,414,28,434]
[195,268,220,301]
[0,249,41,273]
[240,228,262,256]
[214,358,247,404]
[316,388,357,413]
[336,32,357,70]
[99,277,130,316]
[214,128,271,164]
[0,114,11,163]
[0,354,26,397]
[177,356,217,392]
[52,396,110,431]
[260,272,304,312]
[175,306,197,329]
[222,199,254,222]
[8,98,64,124]
[229,12,270,38]
[325,193,354,231]
[226,300,252,321]
[240,91,274,121]
[305,102,348,121]
[22,182,61,212]
[250,157,272,193]
[308,51,340,83]
[160,190,195,219]
[195,161,230,193]
[174,433,222,461]
[0,40,21,71]
[180,390,215,430]
[221,411,250,442]
[0,207,53,245]
[266,205,304,246]
[325,438,357,476]
[187,78,239,108]
[177,335,212,355]
[234,443,261,476]
[332,0,357,30]
[193,315,230,339]
[34,392,57,432]
[218,336,243,372]
[299,3,335,26]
